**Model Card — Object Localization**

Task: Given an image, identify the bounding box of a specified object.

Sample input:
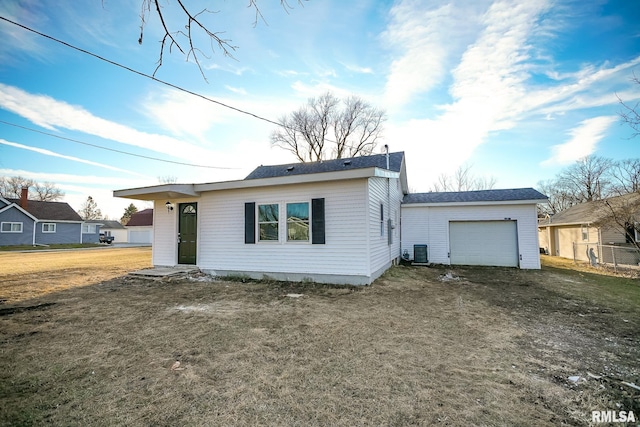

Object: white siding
[152,200,178,266]
[195,179,373,283]
[401,203,541,269]
[367,177,402,279]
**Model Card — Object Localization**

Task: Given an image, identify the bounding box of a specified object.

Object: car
[99,233,114,244]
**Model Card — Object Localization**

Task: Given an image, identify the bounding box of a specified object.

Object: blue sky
[0,0,639,219]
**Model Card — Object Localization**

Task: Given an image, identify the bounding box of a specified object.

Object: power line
[0,120,239,169]
[0,15,284,128]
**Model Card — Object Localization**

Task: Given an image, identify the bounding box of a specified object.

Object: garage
[128,229,153,244]
[449,220,519,267]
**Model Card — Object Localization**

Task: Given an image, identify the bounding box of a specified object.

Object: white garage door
[449,221,519,267]
[129,230,152,244]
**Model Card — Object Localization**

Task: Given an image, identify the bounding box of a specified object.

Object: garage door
[449,221,519,267]
[129,230,152,244]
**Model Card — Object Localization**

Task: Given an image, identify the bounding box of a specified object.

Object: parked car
[99,233,114,244]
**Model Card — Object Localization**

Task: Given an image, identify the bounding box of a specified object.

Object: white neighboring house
[125,209,153,244]
[85,220,128,243]
[114,152,547,284]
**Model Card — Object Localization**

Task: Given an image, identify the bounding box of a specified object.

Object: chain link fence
[573,242,640,272]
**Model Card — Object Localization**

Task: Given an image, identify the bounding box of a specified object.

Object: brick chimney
[20,187,28,210]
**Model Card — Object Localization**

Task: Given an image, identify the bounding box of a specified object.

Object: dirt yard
[0,251,638,426]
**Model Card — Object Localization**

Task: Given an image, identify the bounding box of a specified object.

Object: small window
[42,223,56,233]
[258,204,279,241]
[380,203,384,236]
[581,225,588,241]
[183,205,196,214]
[626,222,640,243]
[287,202,309,241]
[1,222,23,233]
[82,224,97,234]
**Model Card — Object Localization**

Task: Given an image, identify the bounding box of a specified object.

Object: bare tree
[618,72,640,138]
[429,164,496,192]
[609,158,640,195]
[536,179,578,216]
[137,0,304,78]
[556,155,613,203]
[0,176,64,201]
[592,193,640,251]
[79,196,103,220]
[158,175,178,184]
[271,92,386,162]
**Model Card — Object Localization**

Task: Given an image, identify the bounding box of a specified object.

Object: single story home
[114,152,547,284]
[85,219,128,243]
[126,209,153,244]
[538,192,640,263]
[0,188,100,245]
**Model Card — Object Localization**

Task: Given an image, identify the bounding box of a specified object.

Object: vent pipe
[384,144,389,170]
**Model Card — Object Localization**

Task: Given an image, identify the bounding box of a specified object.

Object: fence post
[611,246,617,273]
[573,242,576,264]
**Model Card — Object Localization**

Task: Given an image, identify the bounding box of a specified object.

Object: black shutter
[311,198,325,244]
[245,202,255,244]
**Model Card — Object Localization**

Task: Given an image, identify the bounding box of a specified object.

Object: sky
[0,0,639,219]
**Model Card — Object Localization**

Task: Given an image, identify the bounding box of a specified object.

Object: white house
[114,152,547,284]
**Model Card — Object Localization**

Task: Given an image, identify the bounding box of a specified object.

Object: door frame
[177,202,198,265]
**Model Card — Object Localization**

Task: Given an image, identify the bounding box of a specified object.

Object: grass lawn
[0,243,104,251]
[0,252,638,426]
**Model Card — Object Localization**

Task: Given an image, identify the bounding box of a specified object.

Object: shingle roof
[85,220,125,229]
[403,188,548,204]
[244,152,404,180]
[126,208,153,226]
[543,192,640,225]
[6,198,82,221]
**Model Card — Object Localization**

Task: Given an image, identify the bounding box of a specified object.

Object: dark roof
[542,192,640,225]
[85,220,125,229]
[126,208,153,227]
[244,152,404,180]
[403,188,548,204]
[6,198,82,221]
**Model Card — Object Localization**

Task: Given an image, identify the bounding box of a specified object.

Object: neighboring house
[114,152,547,285]
[126,209,153,244]
[0,188,96,245]
[85,220,128,243]
[538,192,640,262]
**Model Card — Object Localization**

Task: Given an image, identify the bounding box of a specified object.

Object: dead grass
[0,247,151,303]
[0,255,638,426]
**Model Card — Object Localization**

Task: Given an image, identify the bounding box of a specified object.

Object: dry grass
[0,253,638,426]
[0,247,151,303]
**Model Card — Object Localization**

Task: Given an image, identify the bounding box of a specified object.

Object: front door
[178,203,197,265]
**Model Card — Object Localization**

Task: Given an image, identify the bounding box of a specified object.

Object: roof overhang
[114,168,400,200]
[113,184,200,201]
[402,199,547,208]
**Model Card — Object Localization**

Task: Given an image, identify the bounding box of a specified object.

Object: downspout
[385,144,392,263]
[32,220,37,246]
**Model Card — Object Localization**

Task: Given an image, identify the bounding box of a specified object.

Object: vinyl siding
[197,180,369,280]
[400,203,541,269]
[367,177,402,278]
[0,207,34,246]
[153,200,178,266]
[36,222,82,244]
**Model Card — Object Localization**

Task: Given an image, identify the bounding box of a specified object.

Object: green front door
[178,203,197,265]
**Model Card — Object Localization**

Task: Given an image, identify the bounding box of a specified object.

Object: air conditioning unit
[414,244,428,264]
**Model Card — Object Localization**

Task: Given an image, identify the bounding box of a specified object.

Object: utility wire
[0,15,284,128]
[0,120,239,169]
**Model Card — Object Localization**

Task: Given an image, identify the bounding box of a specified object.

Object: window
[380,203,384,236]
[42,223,56,233]
[581,225,588,241]
[287,202,309,241]
[82,224,97,234]
[626,222,639,243]
[1,222,23,233]
[258,204,279,241]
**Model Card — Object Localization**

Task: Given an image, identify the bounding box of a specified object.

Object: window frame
[581,225,589,241]
[82,224,97,234]
[1,222,23,233]
[42,223,56,233]
[286,201,310,242]
[257,203,280,242]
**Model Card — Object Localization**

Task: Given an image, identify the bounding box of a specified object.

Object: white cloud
[541,116,617,166]
[0,83,217,163]
[225,85,248,96]
[0,139,147,177]
[342,63,373,74]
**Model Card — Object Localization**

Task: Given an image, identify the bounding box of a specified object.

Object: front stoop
[129,266,200,278]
